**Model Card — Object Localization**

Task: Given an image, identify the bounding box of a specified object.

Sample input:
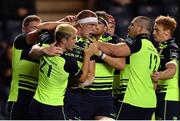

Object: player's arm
[96,51,125,70]
[91,40,131,57]
[91,36,142,58]
[158,61,177,80]
[14,22,61,48]
[79,60,96,86]
[87,60,95,82]
[29,42,63,59]
[151,71,159,90]
[26,22,59,45]
[64,44,97,83]
[26,21,70,45]
[158,47,178,80]
[78,44,97,82]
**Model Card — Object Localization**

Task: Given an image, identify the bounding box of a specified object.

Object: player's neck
[56,42,66,52]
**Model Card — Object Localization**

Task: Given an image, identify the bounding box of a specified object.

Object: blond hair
[55,24,77,42]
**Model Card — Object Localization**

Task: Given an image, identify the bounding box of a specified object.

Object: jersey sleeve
[164,45,179,64]
[90,55,96,61]
[125,37,142,54]
[38,29,54,45]
[110,35,122,44]
[64,57,83,79]
[14,33,31,49]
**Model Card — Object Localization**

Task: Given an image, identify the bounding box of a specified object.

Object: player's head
[95,11,108,35]
[55,24,77,51]
[22,15,41,33]
[128,16,152,38]
[153,15,177,42]
[95,11,108,23]
[107,14,116,35]
[76,10,98,38]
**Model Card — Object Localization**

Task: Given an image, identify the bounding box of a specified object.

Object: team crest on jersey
[125,38,135,45]
[170,49,178,59]
[83,42,89,48]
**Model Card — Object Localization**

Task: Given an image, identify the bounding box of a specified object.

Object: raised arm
[97,51,125,70]
[78,44,97,82]
[159,62,177,80]
[29,42,63,59]
[26,21,73,45]
[91,39,131,57]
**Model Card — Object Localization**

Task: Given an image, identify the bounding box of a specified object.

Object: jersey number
[40,59,52,77]
[149,53,158,71]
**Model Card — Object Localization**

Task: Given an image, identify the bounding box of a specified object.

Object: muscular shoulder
[14,33,30,49]
[125,37,141,54]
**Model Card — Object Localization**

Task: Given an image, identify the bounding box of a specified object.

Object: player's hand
[88,36,97,43]
[84,43,99,56]
[79,78,94,87]
[42,42,63,56]
[153,81,158,90]
[151,71,159,90]
[57,15,77,26]
[62,15,76,22]
[66,15,76,22]
[151,71,159,82]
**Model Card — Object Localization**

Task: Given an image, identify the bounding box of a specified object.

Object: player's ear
[104,26,108,32]
[61,38,67,44]
[164,29,170,37]
[137,26,142,33]
[22,27,25,32]
[79,24,83,28]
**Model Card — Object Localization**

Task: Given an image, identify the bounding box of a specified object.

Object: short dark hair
[95,11,108,22]
[135,16,153,33]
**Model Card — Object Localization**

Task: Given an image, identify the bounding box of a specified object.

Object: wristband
[101,53,106,59]
[97,51,103,57]
[96,51,106,59]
